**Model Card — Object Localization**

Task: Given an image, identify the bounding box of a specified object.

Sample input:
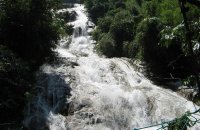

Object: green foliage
[90,7,136,57]
[122,41,138,58]
[186,3,200,21]
[135,18,162,61]
[142,0,160,17]
[56,11,71,22]
[110,10,134,40]
[84,0,110,23]
[84,0,128,23]
[96,33,116,58]
[65,24,74,35]
[159,1,182,26]
[109,10,135,57]
[0,0,71,128]
[182,75,197,86]
[85,0,200,79]
[91,28,102,41]
[0,0,62,67]
[97,16,113,33]
[159,21,200,78]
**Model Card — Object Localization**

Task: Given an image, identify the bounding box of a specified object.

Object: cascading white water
[24,3,200,130]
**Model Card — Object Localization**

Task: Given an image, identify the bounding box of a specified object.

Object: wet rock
[73,27,82,37]
[60,37,72,49]
[95,118,102,123]
[73,99,92,111]
[137,79,141,83]
[87,21,95,28]
[62,3,74,8]
[69,11,77,22]
[81,99,92,107]
[86,117,103,125]
[80,53,88,57]
[88,113,94,118]
[71,61,79,68]
[57,10,77,23]
[177,87,194,100]
[87,28,94,34]
[110,63,116,71]
[92,117,102,124]
[69,100,91,112]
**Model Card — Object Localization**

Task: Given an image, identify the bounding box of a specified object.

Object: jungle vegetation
[0,0,72,129]
[83,0,200,88]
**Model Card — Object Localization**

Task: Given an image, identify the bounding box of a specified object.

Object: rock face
[69,11,77,22]
[57,10,77,22]
[87,21,95,28]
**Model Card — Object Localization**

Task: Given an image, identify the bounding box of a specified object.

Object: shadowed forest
[84,0,200,83]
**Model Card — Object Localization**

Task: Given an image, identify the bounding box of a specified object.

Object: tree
[110,10,135,57]
[178,0,200,93]
[0,0,63,129]
[0,0,62,68]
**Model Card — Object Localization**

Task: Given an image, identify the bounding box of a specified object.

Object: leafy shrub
[91,28,102,41]
[159,0,182,26]
[97,16,113,33]
[141,0,159,17]
[109,10,135,57]
[96,33,116,57]
[0,0,62,67]
[122,41,138,58]
[135,17,162,61]
[84,0,110,23]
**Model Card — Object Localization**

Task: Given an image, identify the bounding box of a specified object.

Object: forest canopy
[83,0,200,82]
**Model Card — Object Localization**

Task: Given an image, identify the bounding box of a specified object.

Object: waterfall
[24,4,200,130]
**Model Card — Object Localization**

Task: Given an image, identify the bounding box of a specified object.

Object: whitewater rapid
[24,4,200,130]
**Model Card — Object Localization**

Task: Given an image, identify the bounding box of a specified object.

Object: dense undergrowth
[0,0,72,129]
[83,0,200,87]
